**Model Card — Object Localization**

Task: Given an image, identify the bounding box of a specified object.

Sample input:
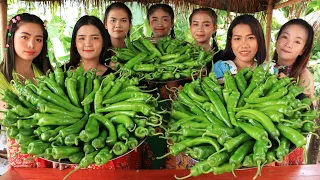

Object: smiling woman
[66,15,109,76]
[213,14,267,79]
[0,13,52,168]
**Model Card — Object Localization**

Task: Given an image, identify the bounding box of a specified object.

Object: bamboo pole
[0,0,7,60]
[274,0,302,9]
[265,0,274,61]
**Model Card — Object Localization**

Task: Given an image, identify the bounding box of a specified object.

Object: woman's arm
[298,68,314,99]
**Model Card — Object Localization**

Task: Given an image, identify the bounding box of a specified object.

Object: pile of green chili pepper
[111,36,213,81]
[161,65,319,180]
[0,66,164,180]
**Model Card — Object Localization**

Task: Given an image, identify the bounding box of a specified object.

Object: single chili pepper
[302,122,317,133]
[171,109,190,120]
[227,91,240,127]
[27,140,50,155]
[179,136,220,152]
[243,154,255,167]
[187,145,216,161]
[103,92,151,105]
[245,86,288,104]
[253,140,268,179]
[125,37,139,53]
[93,146,113,166]
[125,136,138,150]
[202,77,224,103]
[69,151,85,164]
[175,160,211,179]
[51,136,65,147]
[300,110,319,120]
[169,116,210,131]
[266,149,280,164]
[266,76,292,95]
[53,67,65,90]
[90,113,117,146]
[171,101,193,116]
[16,119,38,129]
[41,126,67,142]
[277,125,307,148]
[246,118,264,129]
[236,109,280,141]
[52,146,81,160]
[63,150,99,180]
[6,127,19,139]
[162,54,191,65]
[91,129,107,149]
[169,128,205,138]
[79,116,100,143]
[237,122,272,148]
[224,71,238,92]
[213,133,252,156]
[198,124,238,138]
[276,136,290,161]
[134,126,148,139]
[38,104,83,118]
[184,83,208,103]
[66,77,80,107]
[301,98,312,107]
[37,114,80,127]
[123,53,148,70]
[110,139,128,155]
[213,162,242,175]
[77,75,86,102]
[140,38,162,57]
[83,141,95,155]
[110,115,135,132]
[229,140,255,177]
[259,104,305,117]
[64,134,80,146]
[203,85,231,127]
[97,102,157,117]
[235,71,247,95]
[117,124,129,142]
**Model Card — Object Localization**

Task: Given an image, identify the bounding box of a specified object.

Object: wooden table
[2,164,320,180]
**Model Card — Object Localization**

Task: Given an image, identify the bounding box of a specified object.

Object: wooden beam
[0,0,7,60]
[274,0,302,9]
[266,0,274,61]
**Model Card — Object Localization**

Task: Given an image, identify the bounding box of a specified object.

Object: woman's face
[76,25,103,62]
[190,12,216,45]
[276,24,307,64]
[231,23,258,64]
[148,9,173,38]
[105,8,130,40]
[14,22,43,62]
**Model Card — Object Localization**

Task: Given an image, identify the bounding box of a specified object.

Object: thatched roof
[21,0,281,13]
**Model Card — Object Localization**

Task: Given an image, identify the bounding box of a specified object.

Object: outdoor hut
[0,0,310,61]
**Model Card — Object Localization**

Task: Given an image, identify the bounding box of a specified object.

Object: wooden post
[0,0,7,60]
[266,0,274,61]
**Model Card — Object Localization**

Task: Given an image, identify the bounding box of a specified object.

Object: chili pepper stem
[165,85,179,93]
[202,132,219,138]
[264,138,273,148]
[280,119,301,125]
[301,119,315,125]
[231,163,237,177]
[174,173,192,180]
[63,166,81,180]
[156,151,172,159]
[253,160,261,180]
[302,132,319,139]
[128,124,136,132]
[140,87,158,93]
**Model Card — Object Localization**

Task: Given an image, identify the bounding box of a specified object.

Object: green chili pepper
[66,77,80,107]
[134,126,148,139]
[90,113,117,146]
[92,129,107,149]
[6,127,19,139]
[237,122,272,147]
[41,126,67,142]
[79,116,100,143]
[253,140,268,179]
[95,147,113,166]
[229,140,255,176]
[126,136,139,150]
[187,145,217,161]
[27,140,50,155]
[277,125,306,148]
[276,136,290,161]
[16,119,38,129]
[64,134,80,146]
[69,151,85,164]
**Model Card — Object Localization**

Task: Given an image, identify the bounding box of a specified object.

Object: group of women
[0,1,315,170]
